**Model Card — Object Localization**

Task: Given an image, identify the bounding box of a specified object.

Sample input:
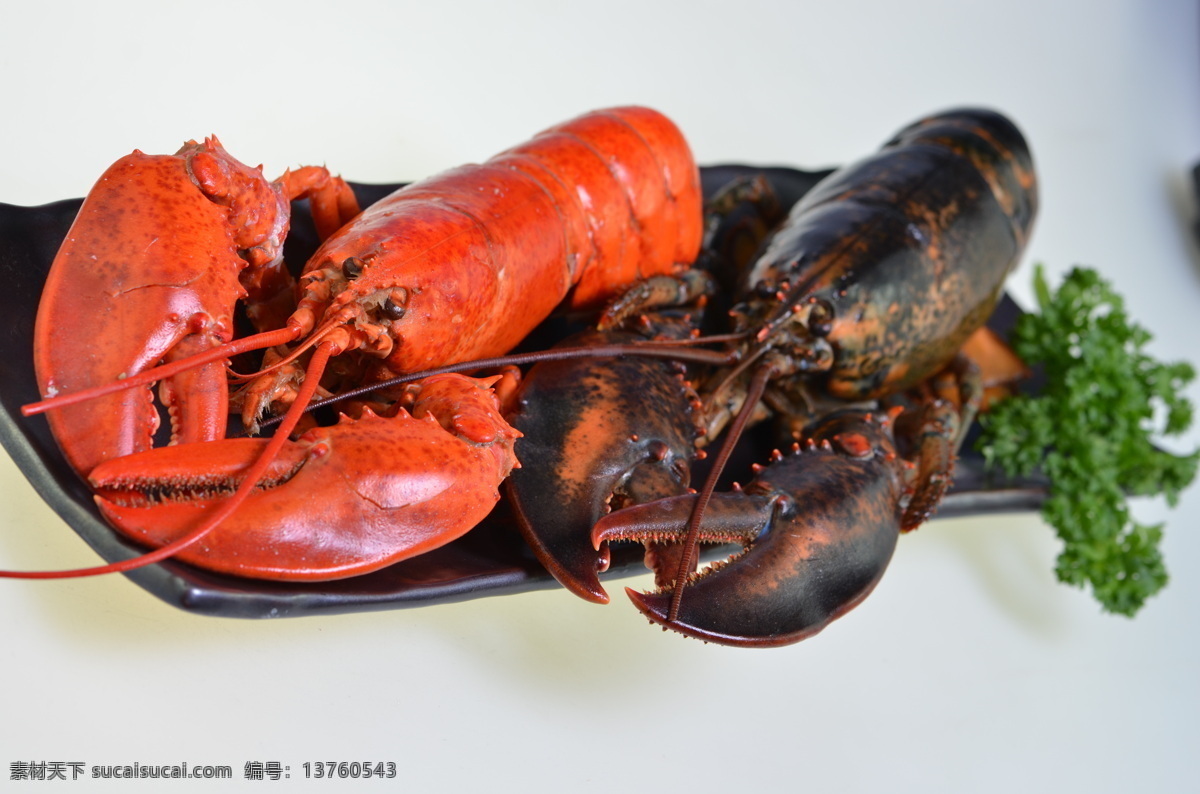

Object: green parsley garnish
[977,265,1198,616]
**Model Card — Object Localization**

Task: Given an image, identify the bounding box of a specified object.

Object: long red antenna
[258,334,747,430]
[21,326,302,418]
[2,342,336,579]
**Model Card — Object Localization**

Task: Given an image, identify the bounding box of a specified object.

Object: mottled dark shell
[742,108,1037,400]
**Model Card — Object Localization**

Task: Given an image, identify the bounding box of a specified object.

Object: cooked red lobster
[14,107,703,581]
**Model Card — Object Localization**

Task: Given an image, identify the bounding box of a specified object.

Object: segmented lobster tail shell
[299,107,703,375]
[512,106,704,309]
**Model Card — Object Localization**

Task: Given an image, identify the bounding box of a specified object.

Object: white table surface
[2,1,1197,791]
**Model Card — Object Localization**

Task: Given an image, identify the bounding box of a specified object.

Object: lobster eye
[807,298,834,337]
[791,338,833,373]
[382,297,406,320]
[341,257,364,280]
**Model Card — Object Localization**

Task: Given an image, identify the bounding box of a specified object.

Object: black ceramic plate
[0,166,1049,618]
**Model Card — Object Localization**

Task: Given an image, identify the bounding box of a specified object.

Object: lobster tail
[497,106,703,310]
[296,106,704,375]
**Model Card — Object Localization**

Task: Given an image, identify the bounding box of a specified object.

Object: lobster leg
[596,271,713,331]
[84,374,519,581]
[890,353,981,529]
[899,398,959,531]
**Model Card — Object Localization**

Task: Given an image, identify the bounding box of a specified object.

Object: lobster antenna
[701,338,774,418]
[666,360,777,623]
[1,342,336,580]
[225,316,347,382]
[256,335,748,431]
[21,325,304,417]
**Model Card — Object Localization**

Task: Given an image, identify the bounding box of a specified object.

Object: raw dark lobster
[526,108,1038,645]
[14,107,704,581]
[705,108,1036,436]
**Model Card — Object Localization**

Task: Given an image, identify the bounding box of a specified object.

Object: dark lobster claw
[506,177,788,605]
[505,328,705,603]
[592,406,957,647]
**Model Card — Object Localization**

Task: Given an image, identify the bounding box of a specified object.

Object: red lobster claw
[33,138,357,477]
[84,374,519,581]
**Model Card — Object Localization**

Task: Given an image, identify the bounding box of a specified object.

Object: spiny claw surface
[594,440,903,647]
[504,329,703,604]
[88,374,519,581]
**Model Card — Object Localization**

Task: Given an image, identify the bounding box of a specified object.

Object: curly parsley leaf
[977,265,1198,616]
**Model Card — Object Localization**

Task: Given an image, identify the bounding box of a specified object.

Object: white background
[2,1,1198,791]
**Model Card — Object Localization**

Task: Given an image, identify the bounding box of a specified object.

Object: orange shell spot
[834,433,872,457]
